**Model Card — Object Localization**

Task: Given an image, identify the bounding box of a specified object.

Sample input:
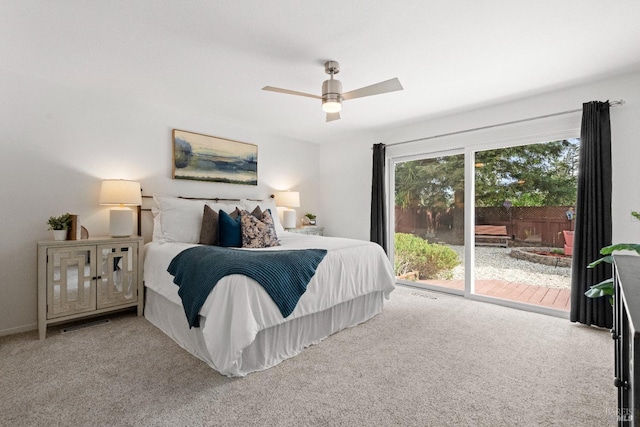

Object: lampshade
[99,180,142,206]
[274,191,300,208]
[99,180,141,237]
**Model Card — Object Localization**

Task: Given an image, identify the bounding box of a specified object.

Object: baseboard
[0,323,36,337]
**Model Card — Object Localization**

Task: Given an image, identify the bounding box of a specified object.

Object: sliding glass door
[472,140,577,312]
[390,139,577,316]
[392,151,465,294]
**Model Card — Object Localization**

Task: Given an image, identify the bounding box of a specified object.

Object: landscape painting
[172,129,258,185]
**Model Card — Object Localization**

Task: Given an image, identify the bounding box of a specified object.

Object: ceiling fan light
[322,78,342,113]
[322,100,342,113]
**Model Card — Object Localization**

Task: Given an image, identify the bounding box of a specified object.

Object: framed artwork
[172,129,258,185]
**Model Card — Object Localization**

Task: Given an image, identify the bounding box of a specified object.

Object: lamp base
[109,208,134,237]
[282,209,297,229]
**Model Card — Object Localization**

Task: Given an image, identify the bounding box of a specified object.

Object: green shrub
[394,233,460,279]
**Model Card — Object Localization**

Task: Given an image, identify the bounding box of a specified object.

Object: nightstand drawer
[286,226,324,236]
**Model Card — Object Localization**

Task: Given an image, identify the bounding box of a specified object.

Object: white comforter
[143,232,395,376]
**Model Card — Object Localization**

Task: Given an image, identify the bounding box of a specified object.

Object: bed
[142,195,396,377]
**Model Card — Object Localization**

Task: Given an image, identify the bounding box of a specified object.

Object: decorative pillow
[198,205,219,245]
[250,205,262,218]
[241,209,280,248]
[218,208,242,247]
[154,196,206,243]
[241,198,285,234]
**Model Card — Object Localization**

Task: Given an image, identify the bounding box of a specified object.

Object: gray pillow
[199,205,219,245]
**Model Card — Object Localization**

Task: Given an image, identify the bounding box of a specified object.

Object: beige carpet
[0,286,615,426]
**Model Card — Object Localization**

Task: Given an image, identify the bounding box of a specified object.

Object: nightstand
[37,236,144,339]
[286,226,324,236]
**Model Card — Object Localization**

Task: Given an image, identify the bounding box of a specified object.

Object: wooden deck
[417,279,570,312]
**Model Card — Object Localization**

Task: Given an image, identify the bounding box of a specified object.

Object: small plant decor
[47,213,72,231]
[303,213,317,225]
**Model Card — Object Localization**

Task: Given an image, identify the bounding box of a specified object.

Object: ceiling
[4,1,640,144]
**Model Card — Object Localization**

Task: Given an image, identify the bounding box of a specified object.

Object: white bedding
[143,232,395,376]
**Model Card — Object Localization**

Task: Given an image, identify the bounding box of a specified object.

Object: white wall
[320,71,640,247]
[4,68,638,336]
[0,70,320,336]
[317,132,377,239]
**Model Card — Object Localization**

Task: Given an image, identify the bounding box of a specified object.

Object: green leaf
[585,288,605,298]
[587,256,613,268]
[584,279,614,299]
[600,243,640,255]
[588,243,640,270]
[585,287,613,298]
[591,278,614,290]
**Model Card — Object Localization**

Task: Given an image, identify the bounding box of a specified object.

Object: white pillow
[151,207,162,242]
[154,196,243,243]
[206,201,243,213]
[154,196,206,243]
[241,198,285,234]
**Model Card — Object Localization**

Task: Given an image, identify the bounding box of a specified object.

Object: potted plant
[47,213,72,241]
[584,243,640,305]
[585,211,640,305]
[303,213,317,226]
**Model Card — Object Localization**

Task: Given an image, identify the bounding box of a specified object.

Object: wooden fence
[395,205,575,247]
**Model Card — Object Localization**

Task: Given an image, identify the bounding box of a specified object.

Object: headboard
[138,194,275,243]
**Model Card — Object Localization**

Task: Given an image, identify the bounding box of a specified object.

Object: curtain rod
[386,99,625,147]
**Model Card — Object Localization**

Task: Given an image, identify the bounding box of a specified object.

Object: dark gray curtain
[570,101,612,328]
[370,143,387,252]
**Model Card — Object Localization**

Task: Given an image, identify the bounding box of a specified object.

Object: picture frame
[172,129,258,185]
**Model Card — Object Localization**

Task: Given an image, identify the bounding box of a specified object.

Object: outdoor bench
[474,225,511,248]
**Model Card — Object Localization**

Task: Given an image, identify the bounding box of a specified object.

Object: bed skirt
[144,288,385,377]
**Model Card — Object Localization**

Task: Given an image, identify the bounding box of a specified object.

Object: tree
[395,154,464,210]
[474,139,578,206]
[395,139,579,209]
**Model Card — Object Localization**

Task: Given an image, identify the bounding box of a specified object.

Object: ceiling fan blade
[326,112,340,122]
[342,78,403,101]
[262,86,321,100]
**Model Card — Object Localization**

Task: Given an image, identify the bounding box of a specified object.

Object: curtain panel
[570,101,612,328]
[370,143,387,252]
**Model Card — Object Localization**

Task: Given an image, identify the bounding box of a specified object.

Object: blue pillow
[218,209,242,247]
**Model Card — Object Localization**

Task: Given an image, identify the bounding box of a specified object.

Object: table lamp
[275,191,300,229]
[99,180,142,237]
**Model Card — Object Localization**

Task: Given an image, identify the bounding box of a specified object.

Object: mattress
[143,232,396,377]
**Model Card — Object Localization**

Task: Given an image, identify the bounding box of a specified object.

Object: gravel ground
[447,245,571,289]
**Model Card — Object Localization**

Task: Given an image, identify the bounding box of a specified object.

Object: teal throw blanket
[167,245,327,328]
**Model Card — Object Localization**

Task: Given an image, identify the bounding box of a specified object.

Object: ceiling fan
[262,61,403,122]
